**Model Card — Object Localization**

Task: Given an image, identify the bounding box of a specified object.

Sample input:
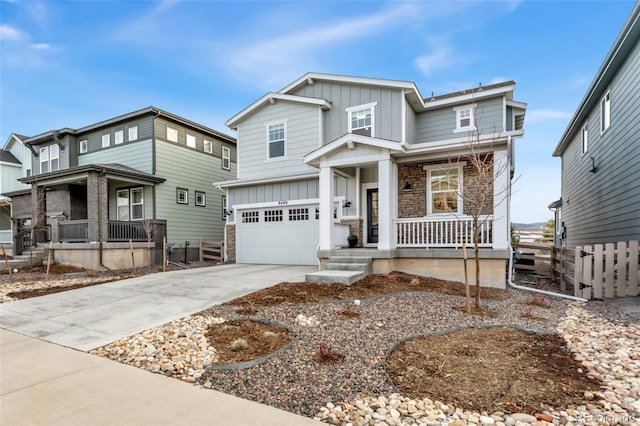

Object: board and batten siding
[228,178,319,207]
[155,140,232,245]
[236,102,320,180]
[78,139,153,174]
[292,82,403,143]
[415,97,505,144]
[561,40,640,246]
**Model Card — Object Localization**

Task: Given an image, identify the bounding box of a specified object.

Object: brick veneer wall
[226,223,236,263]
[340,218,363,247]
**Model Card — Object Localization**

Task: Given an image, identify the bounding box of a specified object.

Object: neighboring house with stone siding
[3,107,236,269]
[218,73,526,288]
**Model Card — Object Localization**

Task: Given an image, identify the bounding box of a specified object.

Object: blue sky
[1,0,636,223]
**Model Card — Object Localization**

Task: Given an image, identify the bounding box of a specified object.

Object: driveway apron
[0,264,316,351]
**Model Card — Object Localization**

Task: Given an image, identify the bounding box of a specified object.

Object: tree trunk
[474,217,481,309]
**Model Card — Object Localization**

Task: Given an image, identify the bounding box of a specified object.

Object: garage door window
[242,211,259,223]
[264,209,283,222]
[289,208,309,221]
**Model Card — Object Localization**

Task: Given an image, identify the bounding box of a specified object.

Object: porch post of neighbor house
[377,154,396,251]
[31,183,46,243]
[493,150,509,250]
[87,172,108,242]
[318,165,334,250]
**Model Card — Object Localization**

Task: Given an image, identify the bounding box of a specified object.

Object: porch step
[305,256,372,285]
[0,248,47,271]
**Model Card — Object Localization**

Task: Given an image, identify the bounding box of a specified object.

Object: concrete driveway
[0,264,316,351]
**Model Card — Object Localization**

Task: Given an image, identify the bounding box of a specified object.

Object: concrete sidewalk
[0,329,319,426]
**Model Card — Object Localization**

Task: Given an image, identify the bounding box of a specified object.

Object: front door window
[367,188,379,244]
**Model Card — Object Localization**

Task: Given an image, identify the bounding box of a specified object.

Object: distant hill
[513,222,546,230]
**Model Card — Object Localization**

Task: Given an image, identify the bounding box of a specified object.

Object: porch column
[493,149,509,250]
[87,171,108,242]
[31,183,46,244]
[377,155,396,251]
[318,165,334,250]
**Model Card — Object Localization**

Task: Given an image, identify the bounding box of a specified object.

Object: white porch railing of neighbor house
[0,229,11,243]
[395,215,493,248]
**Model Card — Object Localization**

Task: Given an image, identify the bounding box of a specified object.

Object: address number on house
[278,201,288,205]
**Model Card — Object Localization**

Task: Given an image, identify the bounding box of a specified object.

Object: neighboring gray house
[3,107,236,269]
[552,3,639,247]
[1,134,31,255]
[219,73,526,288]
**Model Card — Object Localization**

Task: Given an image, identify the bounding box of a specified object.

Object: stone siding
[225,223,236,263]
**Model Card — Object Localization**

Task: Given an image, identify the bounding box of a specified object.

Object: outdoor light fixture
[343,200,352,208]
[403,181,412,190]
[225,209,233,216]
[589,157,598,173]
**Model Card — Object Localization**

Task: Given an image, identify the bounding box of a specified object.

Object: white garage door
[236,205,319,265]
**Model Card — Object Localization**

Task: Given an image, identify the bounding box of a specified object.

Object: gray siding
[293,82,403,143]
[154,118,237,162]
[236,102,320,180]
[406,100,416,143]
[228,178,319,207]
[76,116,153,159]
[155,140,235,245]
[31,142,70,174]
[78,139,153,173]
[108,185,155,220]
[561,40,640,246]
[415,97,505,144]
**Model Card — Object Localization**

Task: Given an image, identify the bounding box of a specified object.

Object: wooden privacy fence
[574,240,639,300]
[200,239,224,263]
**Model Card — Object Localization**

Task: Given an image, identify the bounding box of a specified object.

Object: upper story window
[114,129,124,145]
[128,126,138,141]
[424,163,465,215]
[39,145,59,174]
[204,140,213,154]
[167,127,178,143]
[102,133,110,148]
[581,123,588,155]
[195,191,206,207]
[346,102,377,137]
[222,146,231,170]
[267,122,286,159]
[79,140,88,154]
[176,188,188,204]
[601,91,610,133]
[454,105,475,133]
[186,134,196,149]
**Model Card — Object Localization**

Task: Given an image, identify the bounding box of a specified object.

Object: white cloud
[29,43,50,50]
[526,109,572,124]
[0,24,23,41]
[415,45,456,75]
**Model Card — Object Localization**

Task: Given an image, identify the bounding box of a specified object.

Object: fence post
[616,241,627,297]
[593,244,604,299]
[604,243,615,298]
[629,240,639,297]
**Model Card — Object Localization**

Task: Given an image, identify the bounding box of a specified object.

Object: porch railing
[60,220,89,242]
[108,221,148,241]
[395,215,493,248]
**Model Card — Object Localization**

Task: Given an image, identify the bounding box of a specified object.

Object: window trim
[204,140,213,154]
[79,139,88,154]
[176,188,188,205]
[195,191,206,207]
[265,121,287,160]
[167,127,178,143]
[222,146,231,170]
[222,196,227,220]
[346,102,377,137]
[600,91,610,133]
[116,187,144,221]
[116,189,130,221]
[454,105,476,133]
[424,162,466,215]
[128,126,138,142]
[39,146,49,173]
[581,123,588,155]
[186,134,197,149]
[39,145,59,174]
[101,133,111,148]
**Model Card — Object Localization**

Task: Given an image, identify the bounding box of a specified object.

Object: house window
[79,140,88,154]
[102,133,111,148]
[454,105,475,132]
[39,145,59,174]
[186,134,196,149]
[425,164,464,215]
[114,130,124,145]
[264,209,283,222]
[222,196,227,220]
[242,211,259,223]
[289,208,309,221]
[346,102,377,137]
[167,127,178,143]
[128,126,138,141]
[601,91,610,132]
[204,140,213,154]
[176,188,188,204]
[117,187,144,221]
[222,146,231,170]
[195,191,206,207]
[26,168,31,177]
[267,123,286,159]
[581,123,588,154]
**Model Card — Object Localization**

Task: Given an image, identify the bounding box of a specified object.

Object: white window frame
[79,139,88,154]
[266,122,287,160]
[102,133,111,148]
[128,126,138,141]
[204,140,213,154]
[600,91,610,133]
[454,105,476,133]
[130,188,144,221]
[39,146,49,173]
[424,163,466,215]
[114,129,124,145]
[222,146,231,170]
[581,123,588,155]
[195,191,206,207]
[346,102,377,137]
[186,134,196,149]
[116,189,130,221]
[176,188,188,204]
[116,187,144,221]
[49,144,59,172]
[167,127,178,143]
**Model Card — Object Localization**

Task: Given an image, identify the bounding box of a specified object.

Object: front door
[366,188,379,244]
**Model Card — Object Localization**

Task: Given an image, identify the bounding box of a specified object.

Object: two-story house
[551,2,639,247]
[3,107,236,269]
[219,73,526,288]
[1,134,32,256]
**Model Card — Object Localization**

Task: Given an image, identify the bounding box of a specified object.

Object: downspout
[214,183,228,262]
